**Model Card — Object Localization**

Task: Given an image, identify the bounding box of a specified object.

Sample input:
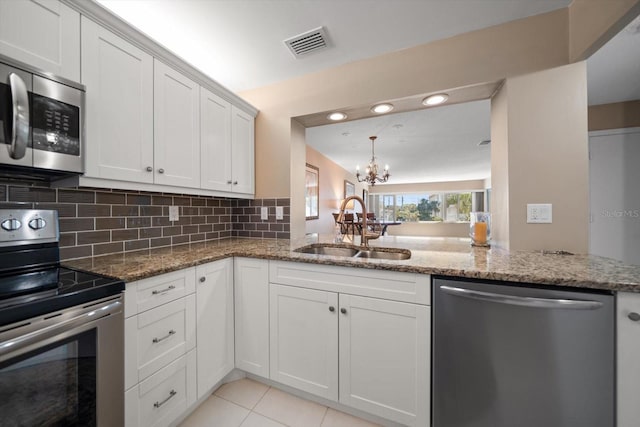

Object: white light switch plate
[169,206,179,221]
[276,206,284,220]
[527,203,552,223]
[261,207,269,220]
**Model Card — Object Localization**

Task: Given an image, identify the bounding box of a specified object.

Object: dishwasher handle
[439,285,603,310]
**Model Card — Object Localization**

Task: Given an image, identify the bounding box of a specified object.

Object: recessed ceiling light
[371,103,394,114]
[422,93,449,106]
[327,112,347,121]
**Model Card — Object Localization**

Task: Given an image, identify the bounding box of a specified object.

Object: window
[370,191,484,223]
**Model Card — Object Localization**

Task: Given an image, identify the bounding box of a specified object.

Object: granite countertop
[63,234,640,292]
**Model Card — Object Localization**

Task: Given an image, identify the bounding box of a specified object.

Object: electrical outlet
[261,207,269,220]
[169,206,179,222]
[276,206,284,220]
[527,203,552,223]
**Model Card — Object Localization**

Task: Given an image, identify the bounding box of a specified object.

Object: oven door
[0,295,123,427]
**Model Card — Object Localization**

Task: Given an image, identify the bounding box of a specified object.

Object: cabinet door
[154,60,200,188]
[81,17,154,183]
[617,292,640,427]
[0,0,80,81]
[231,106,254,194]
[200,87,232,191]
[339,295,429,427]
[234,258,269,377]
[269,284,338,400]
[196,259,234,399]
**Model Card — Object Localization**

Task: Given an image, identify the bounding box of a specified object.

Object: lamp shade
[344,199,355,210]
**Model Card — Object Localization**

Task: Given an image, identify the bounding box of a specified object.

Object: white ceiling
[306,100,491,184]
[97,0,571,92]
[587,15,640,106]
[96,0,638,186]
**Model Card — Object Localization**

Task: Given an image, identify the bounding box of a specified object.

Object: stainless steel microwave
[0,54,84,181]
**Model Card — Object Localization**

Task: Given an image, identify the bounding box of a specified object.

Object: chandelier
[356,136,390,186]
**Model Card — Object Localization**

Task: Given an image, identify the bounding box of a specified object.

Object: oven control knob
[28,217,47,230]
[1,218,22,231]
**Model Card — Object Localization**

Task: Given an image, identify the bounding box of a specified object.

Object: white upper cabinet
[0,0,80,81]
[200,91,255,195]
[200,88,232,191]
[154,59,201,188]
[81,17,154,183]
[231,106,255,195]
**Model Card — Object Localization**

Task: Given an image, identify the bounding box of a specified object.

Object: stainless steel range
[0,209,125,426]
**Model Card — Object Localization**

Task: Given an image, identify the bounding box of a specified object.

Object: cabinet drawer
[125,350,197,427]
[125,268,195,317]
[126,295,196,388]
[269,261,430,305]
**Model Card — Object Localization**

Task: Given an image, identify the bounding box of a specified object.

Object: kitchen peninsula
[65,235,640,291]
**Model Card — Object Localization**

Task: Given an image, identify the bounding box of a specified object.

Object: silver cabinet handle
[227,180,232,184]
[152,329,176,343]
[153,390,177,408]
[340,308,347,314]
[146,166,153,172]
[158,168,165,174]
[629,312,640,321]
[439,285,604,310]
[233,181,238,185]
[152,285,175,295]
[8,73,29,160]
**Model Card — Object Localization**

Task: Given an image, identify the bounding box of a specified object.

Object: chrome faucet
[336,195,380,248]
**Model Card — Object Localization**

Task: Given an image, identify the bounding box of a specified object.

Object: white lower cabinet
[268,263,430,427]
[195,259,235,399]
[125,350,197,427]
[270,284,339,400]
[339,294,429,426]
[125,269,197,427]
[234,258,270,376]
[617,292,640,427]
[125,258,430,427]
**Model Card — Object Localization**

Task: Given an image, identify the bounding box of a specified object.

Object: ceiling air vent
[284,26,329,58]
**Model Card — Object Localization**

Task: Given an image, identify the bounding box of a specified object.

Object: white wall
[589,127,640,265]
[305,144,367,235]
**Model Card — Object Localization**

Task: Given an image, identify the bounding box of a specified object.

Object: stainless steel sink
[294,244,411,260]
[354,249,411,260]
[295,245,360,257]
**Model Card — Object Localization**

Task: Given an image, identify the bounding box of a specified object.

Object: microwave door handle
[8,72,29,160]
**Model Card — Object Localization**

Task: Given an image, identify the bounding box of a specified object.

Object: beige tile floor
[180,378,382,427]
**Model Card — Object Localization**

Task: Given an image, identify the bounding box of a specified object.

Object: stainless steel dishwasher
[432,277,614,427]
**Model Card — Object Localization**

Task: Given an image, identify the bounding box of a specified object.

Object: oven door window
[0,329,96,426]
